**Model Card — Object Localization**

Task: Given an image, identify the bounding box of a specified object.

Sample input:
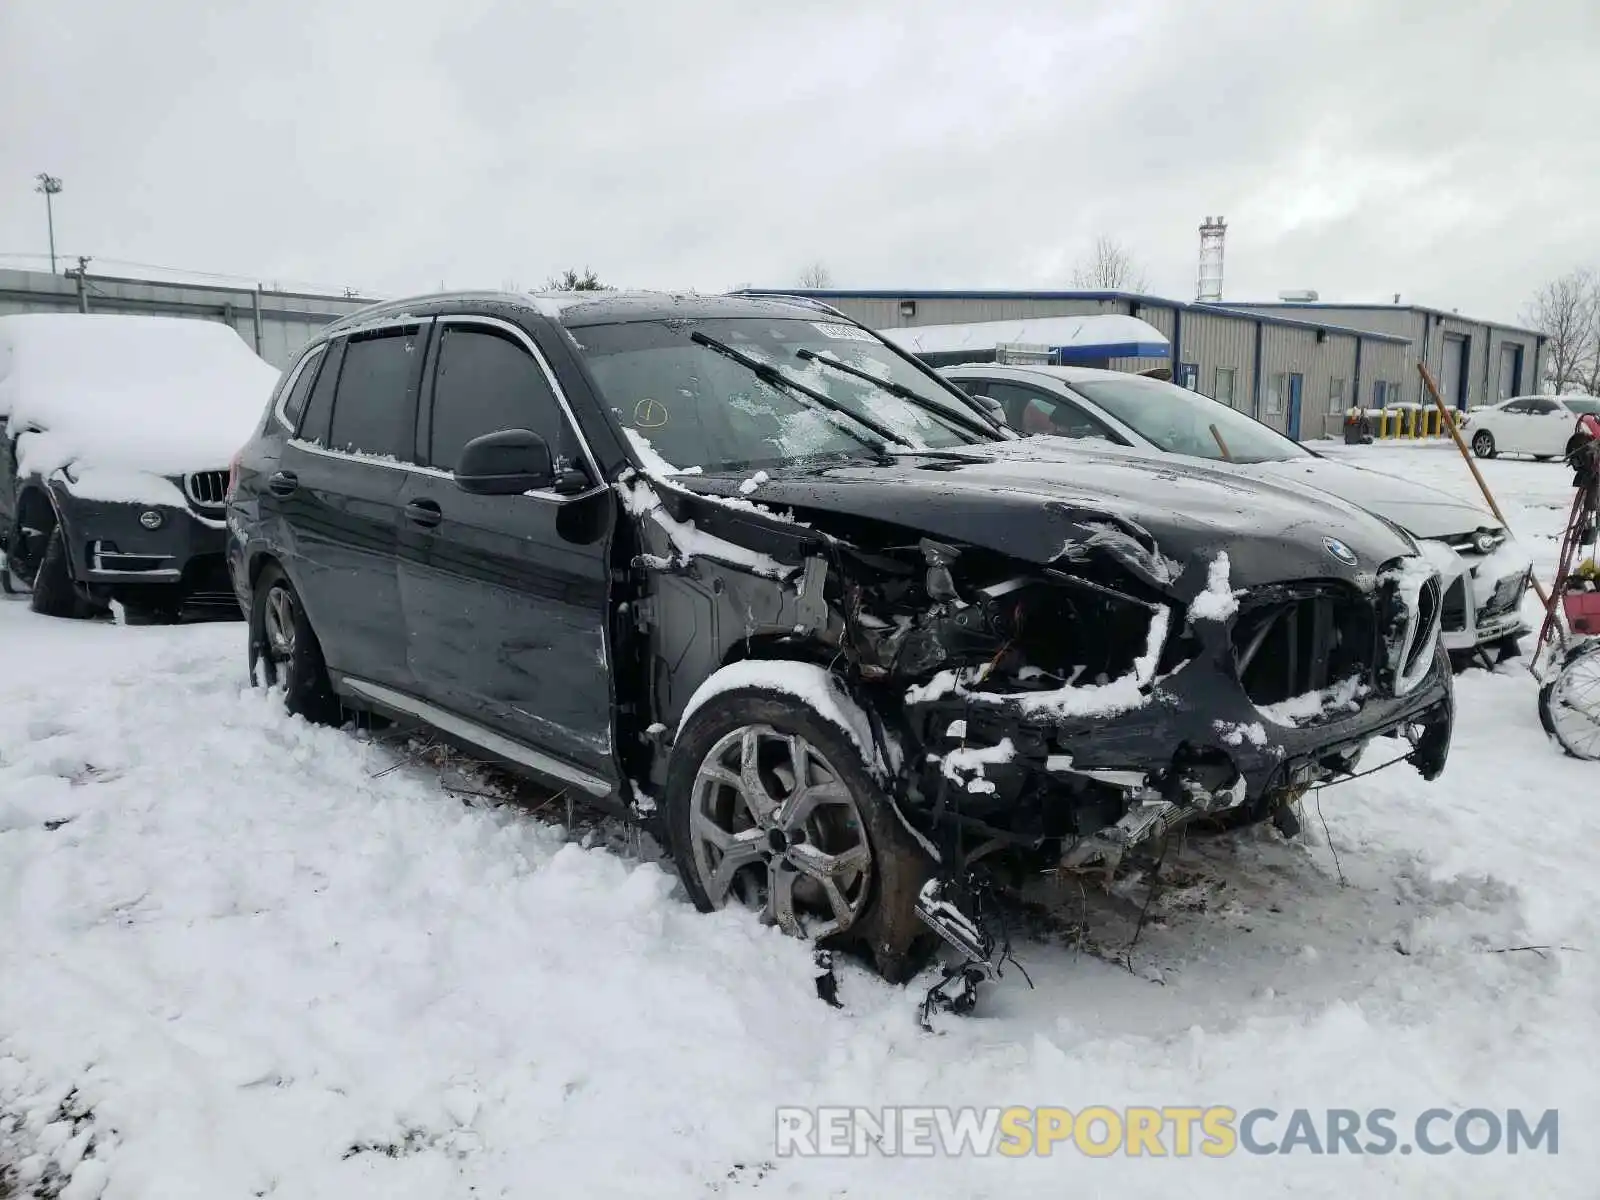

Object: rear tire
[1471,431,1496,459]
[249,564,340,724]
[666,686,933,983]
[29,527,95,619]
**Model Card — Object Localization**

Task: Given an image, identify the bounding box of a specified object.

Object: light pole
[34,174,63,274]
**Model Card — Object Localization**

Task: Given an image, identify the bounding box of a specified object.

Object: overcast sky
[2,0,1597,324]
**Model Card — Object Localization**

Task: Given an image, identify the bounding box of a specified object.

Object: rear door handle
[268,470,298,496]
[404,498,442,529]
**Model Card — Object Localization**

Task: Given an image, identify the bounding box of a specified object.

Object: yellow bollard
[1383,410,1396,438]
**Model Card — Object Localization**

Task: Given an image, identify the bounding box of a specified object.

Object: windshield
[1068,374,1307,464]
[574,317,993,472]
[1565,397,1600,416]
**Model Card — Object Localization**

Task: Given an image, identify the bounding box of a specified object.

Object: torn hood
[676,441,1418,596]
[1228,456,1498,541]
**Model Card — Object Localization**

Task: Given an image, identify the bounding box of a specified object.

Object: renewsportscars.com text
[775,1105,1559,1158]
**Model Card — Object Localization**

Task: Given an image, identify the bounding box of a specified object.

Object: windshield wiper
[795,348,998,439]
[689,331,904,458]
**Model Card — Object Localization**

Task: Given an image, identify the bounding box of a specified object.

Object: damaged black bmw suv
[227,291,1452,994]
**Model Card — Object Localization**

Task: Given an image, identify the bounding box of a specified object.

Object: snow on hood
[0,313,280,476]
[1235,457,1498,540]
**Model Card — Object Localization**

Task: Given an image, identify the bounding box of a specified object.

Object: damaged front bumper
[898,569,1454,867]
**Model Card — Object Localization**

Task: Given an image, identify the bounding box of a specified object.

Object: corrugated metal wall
[1229,304,1549,409]
[1359,339,1410,407]
[0,268,375,368]
[1172,310,1256,411]
[1228,304,1423,341]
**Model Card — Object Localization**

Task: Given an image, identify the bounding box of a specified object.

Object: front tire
[1471,430,1496,459]
[666,686,933,982]
[249,564,340,724]
[29,526,95,619]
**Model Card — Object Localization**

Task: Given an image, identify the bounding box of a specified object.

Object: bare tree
[1522,269,1595,393]
[1070,236,1150,291]
[1582,277,1600,397]
[797,261,833,289]
[544,266,608,291]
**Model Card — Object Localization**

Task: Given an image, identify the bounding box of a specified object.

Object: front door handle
[404,498,442,529]
[268,470,298,496]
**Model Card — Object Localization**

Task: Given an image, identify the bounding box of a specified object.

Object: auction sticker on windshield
[811,322,877,342]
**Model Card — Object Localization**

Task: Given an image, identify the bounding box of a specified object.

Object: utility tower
[1196,215,1227,302]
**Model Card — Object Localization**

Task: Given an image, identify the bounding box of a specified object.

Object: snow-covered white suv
[0,313,279,620]
[943,363,1532,663]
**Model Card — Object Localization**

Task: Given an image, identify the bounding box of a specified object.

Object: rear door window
[326,327,427,461]
[426,324,566,472]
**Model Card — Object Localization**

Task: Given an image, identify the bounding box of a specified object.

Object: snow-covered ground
[2,442,1596,1198]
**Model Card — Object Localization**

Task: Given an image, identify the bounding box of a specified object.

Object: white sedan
[941,362,1532,661]
[1462,394,1600,460]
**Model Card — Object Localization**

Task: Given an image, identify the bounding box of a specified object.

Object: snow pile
[932,737,1016,795]
[1213,719,1270,748]
[0,313,280,477]
[615,474,792,579]
[1190,552,1240,622]
[678,659,886,775]
[1259,675,1368,727]
[739,470,769,495]
[1471,534,1534,594]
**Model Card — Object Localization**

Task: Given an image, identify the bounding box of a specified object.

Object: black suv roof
[321,290,838,338]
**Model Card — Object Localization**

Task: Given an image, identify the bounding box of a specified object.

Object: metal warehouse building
[756,289,1412,440]
[1218,301,1545,413]
[0,268,375,369]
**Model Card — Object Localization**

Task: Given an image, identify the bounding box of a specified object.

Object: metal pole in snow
[252,285,264,354]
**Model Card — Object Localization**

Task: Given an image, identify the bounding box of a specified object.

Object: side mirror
[454,428,555,495]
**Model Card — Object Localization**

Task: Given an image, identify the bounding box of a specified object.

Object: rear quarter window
[275,346,324,431]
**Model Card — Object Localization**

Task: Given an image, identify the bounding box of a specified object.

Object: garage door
[1499,344,1522,400]
[1441,335,1468,409]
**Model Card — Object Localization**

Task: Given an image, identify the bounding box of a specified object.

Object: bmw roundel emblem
[1323,537,1358,566]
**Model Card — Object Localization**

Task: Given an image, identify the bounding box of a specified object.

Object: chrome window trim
[341,676,612,798]
[272,343,327,433]
[283,438,609,505]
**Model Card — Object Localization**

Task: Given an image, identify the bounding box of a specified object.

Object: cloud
[1,0,1596,323]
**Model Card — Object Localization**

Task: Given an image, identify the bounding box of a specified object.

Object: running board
[340,676,613,798]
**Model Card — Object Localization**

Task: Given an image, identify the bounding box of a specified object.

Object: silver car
[943,363,1531,661]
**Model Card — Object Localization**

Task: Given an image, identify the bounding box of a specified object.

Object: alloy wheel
[688,724,873,940]
[262,584,297,668]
